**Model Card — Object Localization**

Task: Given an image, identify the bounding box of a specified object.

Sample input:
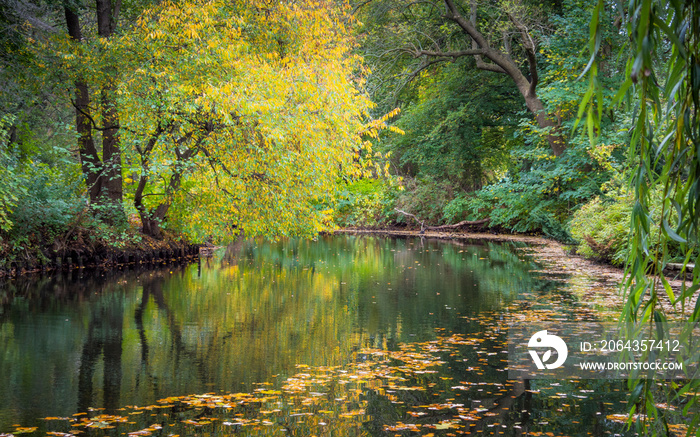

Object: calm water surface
[0,235,631,435]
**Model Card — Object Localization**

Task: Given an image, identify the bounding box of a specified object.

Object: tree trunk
[96,0,125,223]
[101,87,122,205]
[64,7,103,204]
[524,94,567,157]
[134,173,165,239]
[134,168,182,240]
[139,204,169,240]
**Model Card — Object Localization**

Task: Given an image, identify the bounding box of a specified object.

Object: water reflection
[0,235,633,435]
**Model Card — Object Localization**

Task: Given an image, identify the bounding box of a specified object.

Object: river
[0,234,635,436]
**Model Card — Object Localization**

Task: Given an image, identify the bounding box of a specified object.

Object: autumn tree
[52,0,375,241]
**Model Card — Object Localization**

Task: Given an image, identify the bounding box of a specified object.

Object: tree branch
[70,98,120,131]
[395,209,490,232]
[446,0,508,74]
[412,46,507,73]
[444,0,491,50]
[507,13,538,95]
[425,218,489,230]
[136,124,165,157]
[475,60,508,74]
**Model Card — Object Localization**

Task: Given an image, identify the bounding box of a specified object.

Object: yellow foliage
[51,0,378,241]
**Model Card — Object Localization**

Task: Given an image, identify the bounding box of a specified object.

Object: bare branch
[410,46,508,73]
[394,209,490,232]
[425,218,489,230]
[444,0,529,89]
[395,208,425,232]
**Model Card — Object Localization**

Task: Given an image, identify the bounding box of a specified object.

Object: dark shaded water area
[0,235,634,436]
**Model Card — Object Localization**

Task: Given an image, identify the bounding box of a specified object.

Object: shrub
[9,164,84,240]
[0,115,24,233]
[569,192,633,265]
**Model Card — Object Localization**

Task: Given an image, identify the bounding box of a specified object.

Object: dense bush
[0,115,23,233]
[0,113,83,243]
[335,178,400,228]
[9,165,84,239]
[0,112,142,263]
[441,122,625,240]
[569,191,633,265]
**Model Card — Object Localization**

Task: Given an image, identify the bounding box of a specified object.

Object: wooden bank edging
[0,243,202,278]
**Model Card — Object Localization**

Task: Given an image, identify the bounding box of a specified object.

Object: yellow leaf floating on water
[11,427,37,434]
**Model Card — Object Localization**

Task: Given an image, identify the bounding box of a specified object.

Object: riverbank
[0,231,199,278]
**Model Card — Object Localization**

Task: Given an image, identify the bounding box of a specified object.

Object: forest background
[0,0,692,269]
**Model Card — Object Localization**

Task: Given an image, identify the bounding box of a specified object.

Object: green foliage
[365,56,522,229]
[388,60,517,191]
[335,178,399,228]
[451,0,626,239]
[8,165,84,240]
[571,182,695,267]
[538,0,625,125]
[570,191,634,266]
[0,130,88,260]
[447,123,624,240]
[0,110,85,241]
[450,0,627,239]
[0,109,136,259]
[345,0,628,238]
